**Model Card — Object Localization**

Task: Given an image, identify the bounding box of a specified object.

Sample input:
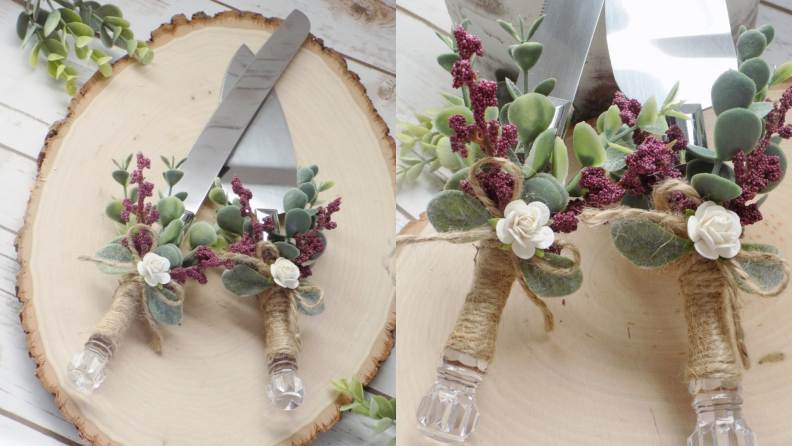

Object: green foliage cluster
[331,377,396,446]
[17,0,153,95]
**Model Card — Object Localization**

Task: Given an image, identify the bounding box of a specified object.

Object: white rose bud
[137,252,171,287]
[687,201,742,260]
[271,257,301,289]
[495,200,555,260]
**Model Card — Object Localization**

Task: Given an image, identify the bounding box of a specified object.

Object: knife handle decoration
[69,153,226,390]
[547,96,574,139]
[207,167,341,410]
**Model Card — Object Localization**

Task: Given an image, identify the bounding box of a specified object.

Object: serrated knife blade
[177,10,309,220]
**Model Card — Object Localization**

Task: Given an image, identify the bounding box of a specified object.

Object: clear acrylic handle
[688,379,757,446]
[415,349,487,442]
[67,334,113,391]
[266,354,305,411]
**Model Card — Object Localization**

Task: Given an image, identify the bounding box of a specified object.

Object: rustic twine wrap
[216,241,324,363]
[397,157,581,363]
[79,224,185,353]
[580,179,790,384]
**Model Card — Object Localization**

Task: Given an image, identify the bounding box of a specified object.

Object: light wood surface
[396,83,792,444]
[15,12,395,446]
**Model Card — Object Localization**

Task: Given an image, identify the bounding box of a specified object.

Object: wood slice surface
[16,11,395,446]
[396,82,792,444]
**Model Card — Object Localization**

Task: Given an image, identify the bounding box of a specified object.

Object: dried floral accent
[619,136,682,196]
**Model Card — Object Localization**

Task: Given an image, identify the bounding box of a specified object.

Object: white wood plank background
[0,0,394,444]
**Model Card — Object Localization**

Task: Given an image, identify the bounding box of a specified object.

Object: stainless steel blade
[220,45,255,99]
[520,0,604,103]
[605,0,737,107]
[177,10,309,218]
[219,45,298,218]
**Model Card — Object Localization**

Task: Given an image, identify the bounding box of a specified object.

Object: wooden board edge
[14,10,396,446]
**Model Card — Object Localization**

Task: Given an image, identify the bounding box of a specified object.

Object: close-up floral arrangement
[396,17,584,442]
[16,0,154,95]
[577,24,791,443]
[68,153,226,390]
[68,153,342,412]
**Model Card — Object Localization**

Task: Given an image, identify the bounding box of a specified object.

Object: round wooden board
[396,84,792,444]
[16,11,395,446]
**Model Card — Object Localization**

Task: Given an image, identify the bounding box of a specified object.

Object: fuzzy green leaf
[283,188,309,211]
[610,219,689,268]
[524,128,555,176]
[188,221,217,249]
[691,173,743,201]
[508,42,543,72]
[222,264,270,297]
[159,219,184,245]
[157,196,185,228]
[713,108,763,160]
[686,144,718,162]
[522,173,568,213]
[444,167,470,191]
[551,137,569,182]
[217,205,245,234]
[739,57,771,91]
[770,61,792,86]
[737,29,767,61]
[93,244,134,274]
[497,20,521,42]
[711,70,756,115]
[734,243,786,294]
[427,190,490,232]
[285,208,312,237]
[520,253,582,297]
[146,286,182,325]
[437,52,462,72]
[573,122,606,167]
[275,241,300,260]
[154,244,183,270]
[296,167,314,184]
[372,418,394,436]
[533,78,556,96]
[508,93,555,143]
[434,106,474,137]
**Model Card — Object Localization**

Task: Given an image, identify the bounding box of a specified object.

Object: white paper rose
[271,257,301,289]
[137,252,171,287]
[687,201,742,260]
[495,200,555,260]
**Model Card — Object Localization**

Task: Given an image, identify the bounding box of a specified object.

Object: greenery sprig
[16,0,153,95]
[331,377,396,446]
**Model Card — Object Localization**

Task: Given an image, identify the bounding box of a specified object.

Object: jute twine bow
[216,241,324,362]
[396,157,581,363]
[79,224,185,353]
[580,179,790,384]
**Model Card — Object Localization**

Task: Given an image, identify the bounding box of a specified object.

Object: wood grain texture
[396,83,792,444]
[15,11,395,446]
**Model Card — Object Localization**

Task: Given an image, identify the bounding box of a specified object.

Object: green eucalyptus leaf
[739,57,771,90]
[94,243,135,273]
[686,144,718,162]
[440,92,465,106]
[29,41,43,68]
[524,128,555,175]
[154,244,183,269]
[59,8,82,23]
[17,12,30,40]
[737,29,767,61]
[437,52,462,72]
[521,253,582,297]
[522,173,569,213]
[636,96,658,130]
[573,122,606,167]
[610,219,688,268]
[159,219,184,245]
[497,19,521,42]
[551,137,569,182]
[508,42,543,72]
[713,108,763,160]
[146,286,182,325]
[434,106,474,138]
[295,288,325,316]
[296,167,314,184]
[283,188,309,211]
[500,102,512,126]
[372,418,394,436]
[105,199,126,224]
[770,61,792,86]
[299,182,317,202]
[162,169,184,187]
[188,221,217,249]
[222,264,270,297]
[208,187,227,205]
[43,8,61,37]
[157,196,185,227]
[759,24,775,45]
[690,173,743,201]
[484,106,499,123]
[602,147,627,172]
[734,243,786,293]
[274,241,300,260]
[711,70,756,115]
[621,191,650,209]
[95,4,123,19]
[285,208,312,237]
[217,205,244,234]
[533,78,556,96]
[750,101,775,118]
[436,137,460,169]
[427,190,490,232]
[444,167,471,191]
[685,159,735,182]
[604,105,622,139]
[504,78,523,101]
[508,93,556,143]
[174,191,188,202]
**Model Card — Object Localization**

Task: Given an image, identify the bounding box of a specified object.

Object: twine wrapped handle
[78,224,185,353]
[216,241,324,362]
[397,157,581,363]
[580,179,790,383]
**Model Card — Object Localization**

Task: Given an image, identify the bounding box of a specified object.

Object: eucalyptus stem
[462,85,471,108]
[712,160,723,175]
[611,125,638,143]
[522,70,528,94]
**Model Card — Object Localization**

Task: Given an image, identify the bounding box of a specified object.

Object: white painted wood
[397,0,453,32]
[0,149,37,232]
[216,0,395,73]
[0,412,70,446]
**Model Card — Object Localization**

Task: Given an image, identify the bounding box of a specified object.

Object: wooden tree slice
[16,11,395,446]
[396,83,792,444]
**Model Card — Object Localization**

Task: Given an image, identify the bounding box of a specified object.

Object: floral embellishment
[495,200,554,259]
[687,201,742,260]
[137,252,171,287]
[271,257,301,289]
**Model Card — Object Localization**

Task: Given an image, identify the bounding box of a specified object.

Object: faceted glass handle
[266,354,305,411]
[415,349,486,442]
[687,379,757,446]
[67,335,113,391]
